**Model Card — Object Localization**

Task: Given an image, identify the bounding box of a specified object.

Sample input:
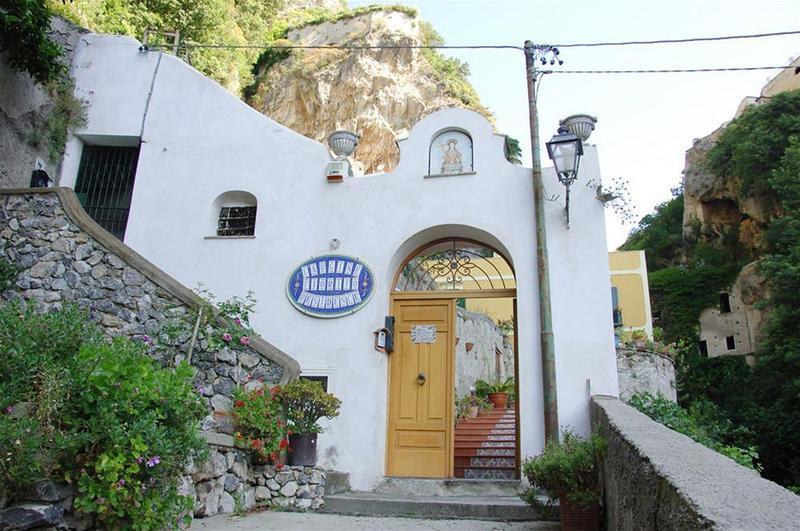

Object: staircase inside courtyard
[454,408,517,479]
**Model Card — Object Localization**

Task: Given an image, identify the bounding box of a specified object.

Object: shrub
[0,303,207,529]
[0,0,65,84]
[522,431,606,510]
[63,339,207,529]
[233,385,287,463]
[474,376,514,397]
[628,392,758,469]
[280,379,341,435]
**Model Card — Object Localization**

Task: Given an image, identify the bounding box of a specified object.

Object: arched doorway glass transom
[393,238,516,293]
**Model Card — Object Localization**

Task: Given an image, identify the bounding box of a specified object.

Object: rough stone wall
[250,9,489,175]
[591,395,800,530]
[188,446,326,517]
[616,348,676,402]
[0,190,304,521]
[0,17,87,188]
[455,307,513,398]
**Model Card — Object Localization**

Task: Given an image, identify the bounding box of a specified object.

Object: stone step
[458,468,517,480]
[454,457,517,468]
[454,448,516,458]
[373,478,521,497]
[324,492,546,522]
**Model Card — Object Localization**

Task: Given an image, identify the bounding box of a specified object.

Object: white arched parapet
[395,108,513,178]
[210,190,258,237]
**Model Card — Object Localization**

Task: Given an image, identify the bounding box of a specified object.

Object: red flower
[251,439,263,449]
[279,439,288,449]
[270,452,277,461]
[270,385,281,397]
[234,400,244,408]
[275,463,284,471]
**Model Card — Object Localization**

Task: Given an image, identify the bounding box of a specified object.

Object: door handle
[417,373,426,385]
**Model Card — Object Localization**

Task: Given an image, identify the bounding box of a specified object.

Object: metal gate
[74,145,140,240]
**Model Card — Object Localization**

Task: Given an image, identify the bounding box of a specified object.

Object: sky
[350,0,800,250]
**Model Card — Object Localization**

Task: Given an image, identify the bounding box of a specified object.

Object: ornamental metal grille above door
[74,145,140,240]
[394,239,516,292]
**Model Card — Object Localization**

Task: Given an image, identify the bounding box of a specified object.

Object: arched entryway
[387,238,519,479]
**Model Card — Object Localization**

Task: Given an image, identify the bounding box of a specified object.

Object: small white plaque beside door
[411,325,437,344]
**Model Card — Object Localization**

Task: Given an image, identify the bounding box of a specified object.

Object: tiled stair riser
[470,457,516,467]
[463,469,516,479]
[476,448,515,457]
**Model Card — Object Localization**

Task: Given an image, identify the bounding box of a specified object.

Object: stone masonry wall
[455,307,514,398]
[616,348,676,402]
[0,189,305,522]
[591,395,800,530]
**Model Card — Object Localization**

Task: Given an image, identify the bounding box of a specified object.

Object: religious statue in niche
[440,139,463,174]
[430,130,473,175]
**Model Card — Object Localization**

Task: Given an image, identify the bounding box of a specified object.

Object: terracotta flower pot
[559,495,600,531]
[488,392,508,409]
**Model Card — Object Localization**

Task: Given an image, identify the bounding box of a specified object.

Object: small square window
[726,336,736,350]
[217,206,256,236]
[698,340,709,357]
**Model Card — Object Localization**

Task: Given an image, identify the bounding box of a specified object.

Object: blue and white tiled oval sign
[286,255,375,318]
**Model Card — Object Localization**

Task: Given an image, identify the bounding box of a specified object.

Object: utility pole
[524,41,559,443]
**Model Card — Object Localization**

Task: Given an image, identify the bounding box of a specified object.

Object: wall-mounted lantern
[546,126,584,228]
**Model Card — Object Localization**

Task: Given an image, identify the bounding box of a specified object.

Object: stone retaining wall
[616,348,676,402]
[0,189,309,523]
[189,445,326,517]
[591,395,800,530]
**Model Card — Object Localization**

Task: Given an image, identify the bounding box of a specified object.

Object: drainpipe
[524,41,559,443]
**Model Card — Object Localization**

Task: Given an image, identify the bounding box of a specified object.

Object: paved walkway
[190,512,559,530]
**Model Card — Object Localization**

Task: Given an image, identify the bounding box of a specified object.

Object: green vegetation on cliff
[621,89,800,490]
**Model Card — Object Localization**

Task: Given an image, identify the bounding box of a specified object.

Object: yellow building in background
[609,250,653,339]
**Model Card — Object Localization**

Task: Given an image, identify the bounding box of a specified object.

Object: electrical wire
[141,28,800,52]
[552,65,794,74]
[554,30,800,48]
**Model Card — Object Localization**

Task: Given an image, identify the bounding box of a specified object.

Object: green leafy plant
[475,376,514,397]
[0,0,65,84]
[455,394,492,421]
[27,77,88,162]
[280,379,341,435]
[0,257,19,291]
[522,430,606,511]
[628,392,759,469]
[233,385,287,463]
[64,340,207,529]
[0,302,208,529]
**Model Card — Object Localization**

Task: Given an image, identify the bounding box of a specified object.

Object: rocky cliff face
[247,8,489,175]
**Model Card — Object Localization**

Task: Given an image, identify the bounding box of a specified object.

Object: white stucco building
[57,33,618,490]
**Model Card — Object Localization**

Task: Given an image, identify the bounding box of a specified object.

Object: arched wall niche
[428,129,474,176]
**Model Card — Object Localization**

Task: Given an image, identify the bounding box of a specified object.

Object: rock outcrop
[248,8,490,175]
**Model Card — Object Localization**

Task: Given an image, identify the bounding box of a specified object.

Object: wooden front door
[387,298,455,478]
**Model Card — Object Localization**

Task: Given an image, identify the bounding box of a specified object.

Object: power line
[551,65,794,74]
[554,29,800,48]
[142,28,800,52]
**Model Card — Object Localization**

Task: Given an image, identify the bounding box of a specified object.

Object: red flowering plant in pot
[232,385,288,467]
[279,379,341,466]
[521,430,606,531]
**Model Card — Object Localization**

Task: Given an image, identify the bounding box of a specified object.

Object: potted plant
[475,376,515,409]
[280,379,341,466]
[232,385,288,466]
[456,394,493,420]
[522,430,606,531]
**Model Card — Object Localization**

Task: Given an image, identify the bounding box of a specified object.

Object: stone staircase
[454,408,517,479]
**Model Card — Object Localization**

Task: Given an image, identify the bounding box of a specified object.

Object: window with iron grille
[217,206,256,236]
[74,145,140,240]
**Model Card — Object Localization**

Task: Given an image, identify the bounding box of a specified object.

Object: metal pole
[524,41,559,443]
